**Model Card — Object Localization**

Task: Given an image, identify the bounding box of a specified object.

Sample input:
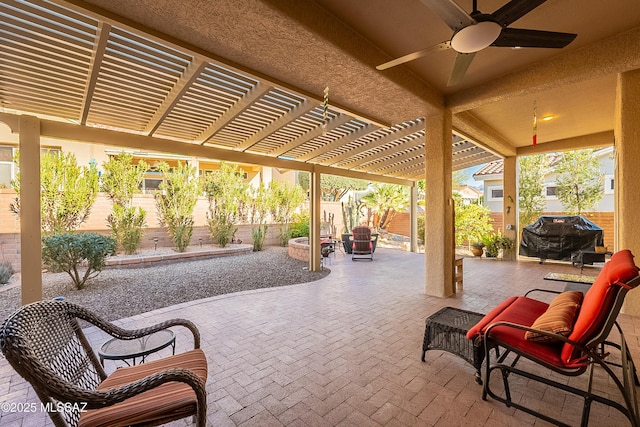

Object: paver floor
[2,248,639,426]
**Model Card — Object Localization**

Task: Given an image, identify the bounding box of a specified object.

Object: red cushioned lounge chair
[467,249,640,427]
[0,300,207,427]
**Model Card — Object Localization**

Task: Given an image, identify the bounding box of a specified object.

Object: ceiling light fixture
[542,115,556,121]
[450,21,502,53]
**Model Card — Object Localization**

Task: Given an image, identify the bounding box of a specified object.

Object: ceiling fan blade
[491,0,547,27]
[376,41,450,70]
[447,52,475,86]
[492,28,577,49]
[419,0,474,31]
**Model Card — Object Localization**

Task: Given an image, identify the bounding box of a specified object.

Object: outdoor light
[451,21,502,53]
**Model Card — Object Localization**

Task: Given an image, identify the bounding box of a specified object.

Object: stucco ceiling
[2,0,640,182]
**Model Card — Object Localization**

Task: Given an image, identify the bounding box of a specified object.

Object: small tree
[555,149,604,215]
[203,162,246,247]
[297,173,369,202]
[42,233,116,289]
[454,196,494,247]
[101,153,148,254]
[249,182,271,251]
[154,161,200,252]
[361,184,410,230]
[518,154,549,227]
[11,150,99,235]
[269,180,306,246]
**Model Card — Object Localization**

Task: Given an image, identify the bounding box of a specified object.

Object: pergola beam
[80,22,110,125]
[296,123,378,162]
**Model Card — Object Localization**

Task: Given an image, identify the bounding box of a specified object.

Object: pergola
[1,0,640,314]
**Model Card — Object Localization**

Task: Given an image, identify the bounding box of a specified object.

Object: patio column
[19,115,42,305]
[614,69,640,315]
[424,109,454,297]
[503,156,517,260]
[410,184,418,252]
[309,170,321,272]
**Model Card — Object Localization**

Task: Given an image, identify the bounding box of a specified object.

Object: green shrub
[209,216,237,248]
[107,205,146,254]
[42,233,116,289]
[290,212,309,238]
[0,260,14,284]
[483,232,514,258]
[252,224,268,252]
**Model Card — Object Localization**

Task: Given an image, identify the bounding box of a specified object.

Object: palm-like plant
[361,184,410,230]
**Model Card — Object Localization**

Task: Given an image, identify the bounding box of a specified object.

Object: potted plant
[471,241,485,257]
[483,232,515,258]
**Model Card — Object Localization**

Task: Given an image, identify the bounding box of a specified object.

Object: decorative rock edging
[105,244,253,268]
[288,237,309,262]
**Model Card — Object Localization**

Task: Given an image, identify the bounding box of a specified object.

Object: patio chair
[351,225,374,261]
[466,249,640,426]
[0,300,207,427]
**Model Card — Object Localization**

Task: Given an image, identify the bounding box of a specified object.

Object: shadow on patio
[1,247,638,426]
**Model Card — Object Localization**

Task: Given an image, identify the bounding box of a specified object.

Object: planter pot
[471,247,483,257]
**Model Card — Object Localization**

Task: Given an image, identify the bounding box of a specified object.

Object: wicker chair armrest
[100,318,202,349]
[70,304,201,348]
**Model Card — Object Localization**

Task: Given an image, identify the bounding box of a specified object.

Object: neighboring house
[454,185,483,205]
[473,147,614,214]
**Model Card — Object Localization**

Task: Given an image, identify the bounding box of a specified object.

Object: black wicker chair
[0,300,207,427]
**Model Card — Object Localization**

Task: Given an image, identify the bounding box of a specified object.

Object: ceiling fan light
[451,21,502,53]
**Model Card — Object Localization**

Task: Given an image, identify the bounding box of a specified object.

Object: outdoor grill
[519,215,604,262]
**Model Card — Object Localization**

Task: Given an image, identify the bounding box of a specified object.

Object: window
[546,185,557,198]
[605,175,614,194]
[487,186,503,201]
[0,146,14,188]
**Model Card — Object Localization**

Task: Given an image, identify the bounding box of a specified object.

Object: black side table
[98,329,176,367]
[422,306,486,384]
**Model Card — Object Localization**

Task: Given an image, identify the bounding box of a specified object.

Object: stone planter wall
[288,237,309,262]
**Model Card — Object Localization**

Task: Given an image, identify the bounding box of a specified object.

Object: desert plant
[252,224,268,252]
[154,161,200,252]
[361,183,410,230]
[101,152,148,254]
[42,232,116,289]
[204,162,245,247]
[269,180,305,246]
[0,260,14,284]
[107,205,146,254]
[341,196,365,233]
[11,150,99,235]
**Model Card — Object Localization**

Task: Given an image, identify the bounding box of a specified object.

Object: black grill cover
[519,215,604,261]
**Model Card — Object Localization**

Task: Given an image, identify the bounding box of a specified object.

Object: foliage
[252,224,268,252]
[483,231,514,258]
[154,161,200,252]
[107,205,146,254]
[269,180,306,246]
[290,211,310,238]
[297,173,369,201]
[101,153,148,254]
[518,154,549,227]
[11,150,99,235]
[361,184,410,230]
[417,214,425,245]
[42,232,116,289]
[454,198,494,247]
[203,162,246,247]
[0,260,13,284]
[452,170,470,189]
[554,149,604,215]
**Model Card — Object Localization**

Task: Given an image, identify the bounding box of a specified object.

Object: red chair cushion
[524,291,583,342]
[466,296,565,366]
[561,249,639,363]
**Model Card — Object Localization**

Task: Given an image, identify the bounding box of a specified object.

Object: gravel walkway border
[0,246,329,322]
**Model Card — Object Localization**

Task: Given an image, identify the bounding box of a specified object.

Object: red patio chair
[467,249,640,426]
[351,225,374,261]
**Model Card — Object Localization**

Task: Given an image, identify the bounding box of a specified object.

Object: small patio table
[98,329,176,367]
[422,306,486,384]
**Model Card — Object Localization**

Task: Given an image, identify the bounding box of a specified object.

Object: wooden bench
[454,256,463,289]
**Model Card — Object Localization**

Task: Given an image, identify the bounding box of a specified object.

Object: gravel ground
[0,246,329,322]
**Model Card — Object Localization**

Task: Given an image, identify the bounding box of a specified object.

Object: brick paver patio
[2,248,639,426]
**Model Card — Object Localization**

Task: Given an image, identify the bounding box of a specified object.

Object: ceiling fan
[376,0,577,86]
